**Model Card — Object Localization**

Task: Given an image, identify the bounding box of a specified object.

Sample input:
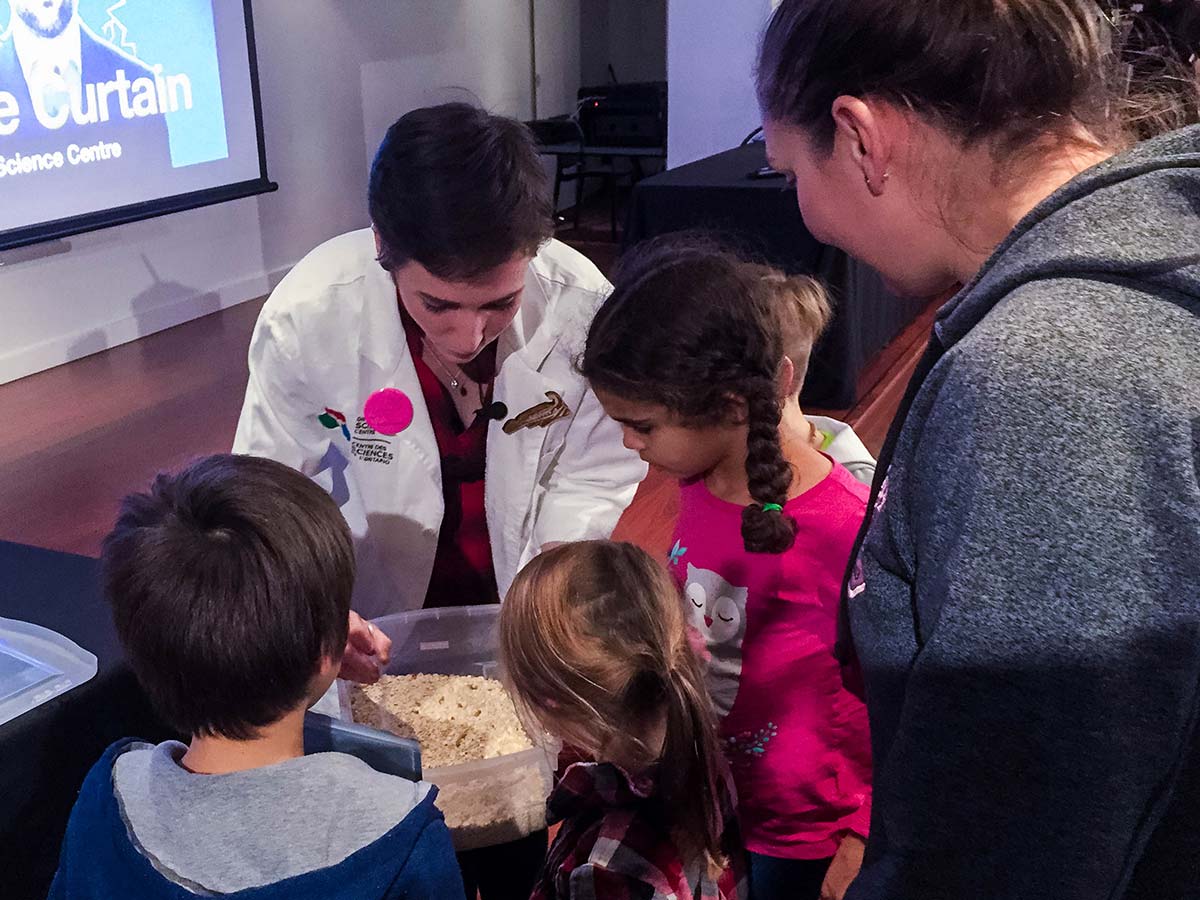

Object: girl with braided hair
[581,238,874,900]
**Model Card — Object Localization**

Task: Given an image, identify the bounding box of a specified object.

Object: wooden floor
[0,298,268,555]
[0,212,936,560]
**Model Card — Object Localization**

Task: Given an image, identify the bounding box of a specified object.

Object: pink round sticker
[363,388,414,435]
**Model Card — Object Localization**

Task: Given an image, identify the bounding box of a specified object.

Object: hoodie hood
[935,124,1200,351]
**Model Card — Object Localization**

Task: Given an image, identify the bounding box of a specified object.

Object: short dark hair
[102,454,354,739]
[369,103,554,281]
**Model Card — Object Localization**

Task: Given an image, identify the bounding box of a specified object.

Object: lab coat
[233,229,647,617]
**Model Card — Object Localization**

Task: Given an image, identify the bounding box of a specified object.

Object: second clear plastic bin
[335,604,555,851]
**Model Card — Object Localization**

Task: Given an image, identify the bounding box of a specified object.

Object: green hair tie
[761,503,783,513]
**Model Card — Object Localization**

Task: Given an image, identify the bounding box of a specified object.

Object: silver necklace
[423,343,470,397]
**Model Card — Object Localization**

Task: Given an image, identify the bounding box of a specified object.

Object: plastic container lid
[0,617,98,728]
[303,711,423,783]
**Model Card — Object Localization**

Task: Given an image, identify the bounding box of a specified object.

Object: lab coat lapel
[486,272,563,582]
[356,276,441,499]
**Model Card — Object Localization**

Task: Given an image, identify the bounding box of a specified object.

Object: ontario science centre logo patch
[316,407,395,465]
[317,408,352,440]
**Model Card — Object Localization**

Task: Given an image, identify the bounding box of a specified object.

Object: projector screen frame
[0,0,278,254]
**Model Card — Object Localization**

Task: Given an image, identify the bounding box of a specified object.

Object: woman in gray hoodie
[756,3,1200,899]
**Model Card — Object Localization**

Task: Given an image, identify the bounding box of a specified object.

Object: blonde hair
[499,541,728,866]
[748,264,832,396]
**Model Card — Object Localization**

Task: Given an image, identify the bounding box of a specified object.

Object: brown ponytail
[500,541,729,865]
[659,660,727,866]
[757,0,1200,161]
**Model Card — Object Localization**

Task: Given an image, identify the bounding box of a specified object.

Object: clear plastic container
[335,604,555,851]
[0,617,98,727]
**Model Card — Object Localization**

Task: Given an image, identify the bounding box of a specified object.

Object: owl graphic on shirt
[684,563,749,717]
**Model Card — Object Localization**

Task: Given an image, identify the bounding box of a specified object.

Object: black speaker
[577,81,667,148]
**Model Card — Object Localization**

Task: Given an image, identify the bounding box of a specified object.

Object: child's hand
[338,611,393,684]
[820,832,865,900]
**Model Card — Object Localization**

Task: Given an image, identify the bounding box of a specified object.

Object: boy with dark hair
[49,454,463,899]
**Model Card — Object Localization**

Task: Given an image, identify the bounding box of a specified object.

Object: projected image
[0,0,272,248]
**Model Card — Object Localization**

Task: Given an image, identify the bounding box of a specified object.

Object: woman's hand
[820,833,866,900]
[338,610,392,684]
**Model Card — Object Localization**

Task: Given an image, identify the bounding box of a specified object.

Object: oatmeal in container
[335,604,556,851]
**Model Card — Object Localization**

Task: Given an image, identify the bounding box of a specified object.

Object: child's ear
[777,356,797,397]
[318,654,341,681]
[309,653,342,698]
[723,393,750,425]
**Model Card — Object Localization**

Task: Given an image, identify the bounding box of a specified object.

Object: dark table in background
[625,142,929,409]
[538,142,667,160]
[0,541,172,900]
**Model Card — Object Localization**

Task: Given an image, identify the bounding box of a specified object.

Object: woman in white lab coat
[232,104,645,900]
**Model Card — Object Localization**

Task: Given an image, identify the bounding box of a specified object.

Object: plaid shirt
[530,759,746,900]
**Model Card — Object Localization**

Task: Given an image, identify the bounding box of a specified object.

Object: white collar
[10,12,82,86]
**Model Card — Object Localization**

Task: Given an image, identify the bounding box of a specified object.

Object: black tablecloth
[0,542,173,900]
[625,143,929,408]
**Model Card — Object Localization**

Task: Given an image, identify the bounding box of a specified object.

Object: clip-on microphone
[477,401,508,422]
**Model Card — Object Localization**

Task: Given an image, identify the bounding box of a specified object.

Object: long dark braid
[742,378,800,553]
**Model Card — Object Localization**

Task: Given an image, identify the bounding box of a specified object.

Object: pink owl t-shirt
[670,460,873,860]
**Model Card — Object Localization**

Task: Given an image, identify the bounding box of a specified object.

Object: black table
[0,542,172,900]
[625,142,929,409]
[538,142,666,159]
[536,140,667,240]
